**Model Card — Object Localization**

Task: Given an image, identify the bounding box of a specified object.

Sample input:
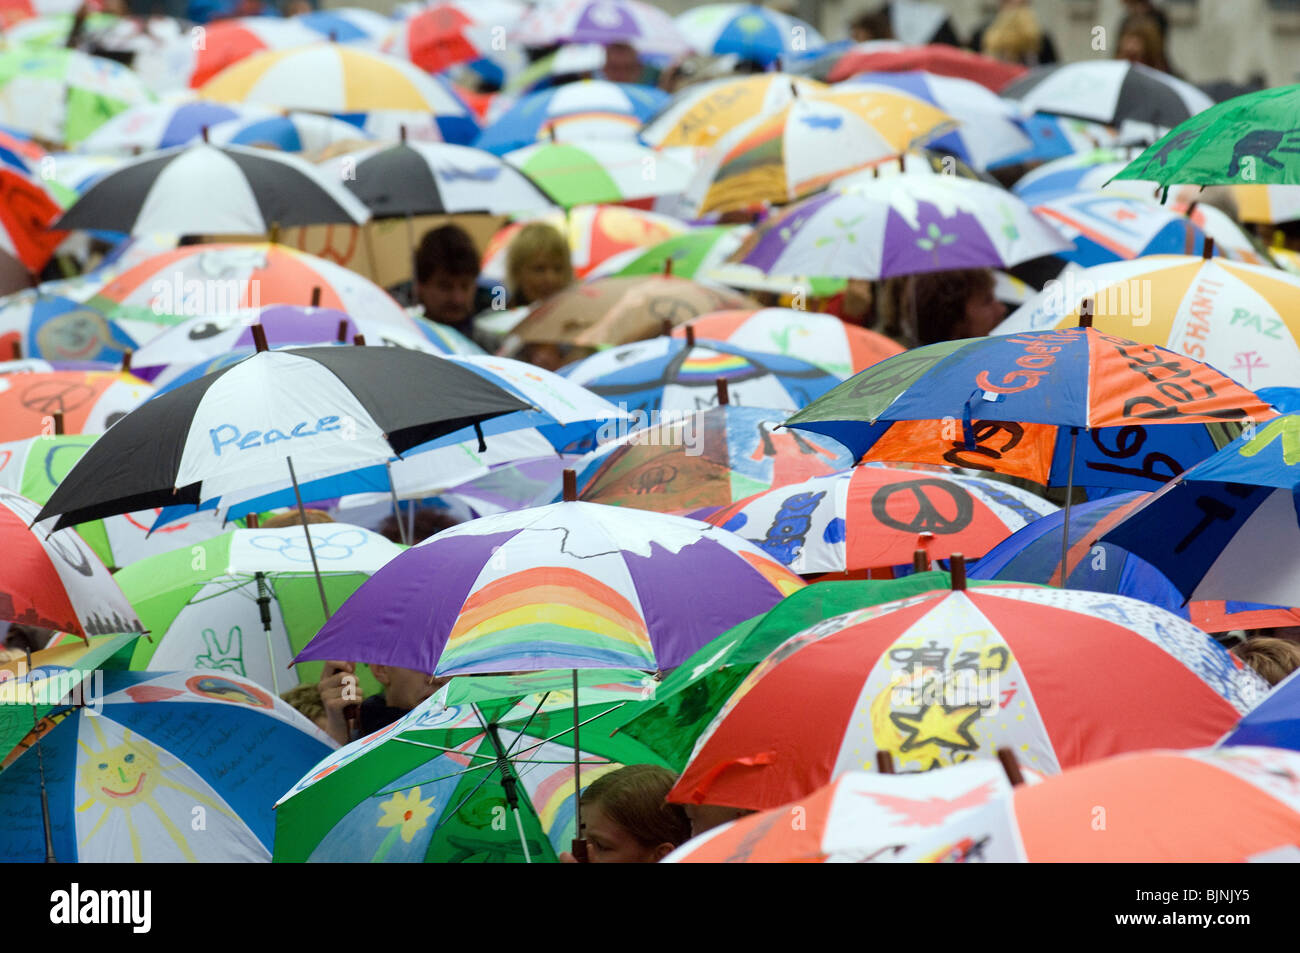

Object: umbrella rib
[503,692,551,758]
[506,703,628,759]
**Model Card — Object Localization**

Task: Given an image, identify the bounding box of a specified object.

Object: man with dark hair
[413,224,493,338]
[911,268,1006,347]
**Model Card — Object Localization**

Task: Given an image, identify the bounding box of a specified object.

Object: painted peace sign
[19,379,95,417]
[870,478,975,535]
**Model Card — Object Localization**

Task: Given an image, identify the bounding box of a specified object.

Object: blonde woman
[505,222,574,308]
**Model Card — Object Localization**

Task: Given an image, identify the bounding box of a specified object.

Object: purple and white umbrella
[512,0,691,58]
[293,499,805,675]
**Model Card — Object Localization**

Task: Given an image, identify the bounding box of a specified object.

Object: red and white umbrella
[0,488,143,639]
[671,586,1269,811]
[383,0,523,74]
[132,17,326,92]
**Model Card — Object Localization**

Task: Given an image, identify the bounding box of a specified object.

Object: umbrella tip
[399,124,407,143]
[996,747,1025,786]
[876,750,895,774]
[9,339,21,360]
[1203,236,1215,260]
[245,513,259,529]
[311,285,322,308]
[562,468,577,502]
[912,548,929,573]
[715,376,729,406]
[51,411,64,435]
[251,323,269,353]
[1078,297,1094,329]
[685,324,695,347]
[949,553,966,590]
[353,334,366,346]
[662,257,673,277]
[120,348,132,373]
[201,125,208,143]
[336,319,348,343]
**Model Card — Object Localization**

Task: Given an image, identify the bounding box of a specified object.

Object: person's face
[603,43,642,84]
[960,283,1006,338]
[582,802,673,863]
[1117,33,1148,65]
[372,665,446,711]
[519,255,570,304]
[418,271,477,325]
[683,803,750,839]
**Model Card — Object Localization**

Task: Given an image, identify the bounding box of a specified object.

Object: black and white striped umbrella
[35,344,532,530]
[54,141,371,236]
[329,139,554,217]
[1003,61,1214,128]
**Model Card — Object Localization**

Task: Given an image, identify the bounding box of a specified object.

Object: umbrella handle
[570,837,589,863]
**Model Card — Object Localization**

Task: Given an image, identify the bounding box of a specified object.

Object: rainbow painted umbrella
[969,490,1300,635]
[640,74,826,151]
[0,46,155,146]
[669,585,1268,811]
[0,668,334,862]
[707,465,1057,575]
[670,308,903,380]
[294,498,804,676]
[1101,411,1300,608]
[674,4,824,67]
[473,80,667,155]
[561,404,855,516]
[995,256,1300,393]
[274,671,665,863]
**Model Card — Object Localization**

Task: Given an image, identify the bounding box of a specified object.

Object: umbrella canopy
[995,256,1300,393]
[200,44,480,145]
[274,671,662,863]
[670,586,1268,810]
[511,0,691,58]
[480,205,688,282]
[0,46,155,146]
[826,42,1027,92]
[707,465,1057,574]
[840,72,1032,171]
[640,74,826,150]
[1101,411,1300,606]
[206,111,376,153]
[0,368,153,441]
[1222,670,1300,752]
[586,224,751,287]
[504,140,692,207]
[507,275,750,349]
[563,404,855,515]
[0,488,143,638]
[0,124,46,175]
[0,668,333,861]
[76,100,266,154]
[684,88,955,214]
[118,524,405,694]
[54,141,371,236]
[0,433,234,570]
[382,1,524,74]
[671,309,902,380]
[1011,146,1156,204]
[294,7,394,46]
[675,4,824,67]
[473,80,667,155]
[1030,191,1218,267]
[33,345,532,530]
[295,499,804,675]
[715,176,1070,284]
[987,112,1120,169]
[1004,61,1214,129]
[0,167,68,273]
[329,139,553,217]
[133,17,327,91]
[1110,84,1300,191]
[561,335,838,415]
[784,327,1275,490]
[970,489,1300,635]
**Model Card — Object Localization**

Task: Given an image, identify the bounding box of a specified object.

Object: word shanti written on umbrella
[209,417,343,456]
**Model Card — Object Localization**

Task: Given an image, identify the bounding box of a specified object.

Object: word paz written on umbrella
[210,416,343,456]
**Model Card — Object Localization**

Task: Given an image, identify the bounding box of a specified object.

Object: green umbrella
[273,670,668,863]
[116,525,406,698]
[609,572,1036,769]
[1111,85,1300,192]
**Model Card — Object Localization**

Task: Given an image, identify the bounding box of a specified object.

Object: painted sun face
[83,743,157,803]
[35,311,112,361]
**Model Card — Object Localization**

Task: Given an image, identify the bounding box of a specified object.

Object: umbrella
[274,670,663,863]
[969,490,1300,635]
[511,0,691,58]
[0,368,153,441]
[1003,61,1214,129]
[826,43,1027,92]
[664,759,1018,862]
[561,335,838,415]
[0,668,333,861]
[670,583,1269,811]
[1030,191,1219,267]
[206,111,377,154]
[840,72,1032,171]
[707,465,1057,574]
[1011,146,1157,204]
[560,403,855,516]
[586,224,752,287]
[53,141,371,236]
[2,10,122,47]
[506,274,750,349]
[1110,84,1300,192]
[382,0,523,75]
[684,87,955,215]
[0,124,45,175]
[640,74,826,151]
[0,433,235,570]
[1100,411,1300,607]
[480,205,688,283]
[117,523,405,695]
[0,168,70,273]
[132,17,327,91]
[76,100,267,154]
[331,139,553,217]
[0,46,155,146]
[827,149,988,192]
[995,255,1300,392]
[199,43,481,145]
[503,140,692,208]
[671,308,902,380]
[713,176,1071,284]
[473,80,667,155]
[295,494,804,676]
[1222,666,1300,751]
[987,112,1120,169]
[0,488,143,639]
[32,344,531,534]
[294,7,394,46]
[674,4,824,67]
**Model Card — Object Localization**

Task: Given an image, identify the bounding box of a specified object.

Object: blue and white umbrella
[986,113,1119,169]
[77,101,266,155]
[675,3,825,67]
[473,80,667,155]
[1012,147,1157,204]
[1032,191,1219,266]
[207,111,375,153]
[295,7,395,46]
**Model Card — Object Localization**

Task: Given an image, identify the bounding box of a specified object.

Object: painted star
[890,704,983,753]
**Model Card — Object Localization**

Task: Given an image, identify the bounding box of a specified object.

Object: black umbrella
[1002,61,1215,128]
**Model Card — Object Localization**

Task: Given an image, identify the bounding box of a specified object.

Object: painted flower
[377,786,436,843]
